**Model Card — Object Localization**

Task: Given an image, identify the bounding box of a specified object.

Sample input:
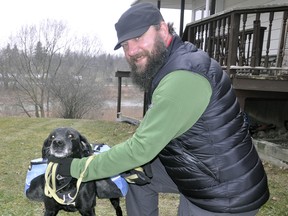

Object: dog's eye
[68,134,74,139]
[51,135,55,139]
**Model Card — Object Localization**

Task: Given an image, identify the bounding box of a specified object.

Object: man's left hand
[48,156,73,177]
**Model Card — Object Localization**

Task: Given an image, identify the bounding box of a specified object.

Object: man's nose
[124,40,139,57]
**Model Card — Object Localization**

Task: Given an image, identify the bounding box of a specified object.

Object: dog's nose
[53,139,64,147]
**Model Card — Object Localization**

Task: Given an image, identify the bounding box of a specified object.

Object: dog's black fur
[26,127,123,216]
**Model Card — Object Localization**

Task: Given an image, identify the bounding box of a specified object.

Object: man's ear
[159,21,171,44]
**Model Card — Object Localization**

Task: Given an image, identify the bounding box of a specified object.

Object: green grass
[0,117,287,215]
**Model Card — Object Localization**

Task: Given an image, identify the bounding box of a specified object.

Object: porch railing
[182,4,288,77]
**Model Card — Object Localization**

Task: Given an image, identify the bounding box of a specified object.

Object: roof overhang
[132,0,193,10]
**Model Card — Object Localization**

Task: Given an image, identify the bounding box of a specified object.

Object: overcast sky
[0,0,191,54]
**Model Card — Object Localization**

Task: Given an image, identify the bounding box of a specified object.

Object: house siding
[224,0,287,9]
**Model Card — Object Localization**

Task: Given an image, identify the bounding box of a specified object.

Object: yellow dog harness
[44,155,95,206]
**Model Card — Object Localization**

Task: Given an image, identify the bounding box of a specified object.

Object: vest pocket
[183,150,218,180]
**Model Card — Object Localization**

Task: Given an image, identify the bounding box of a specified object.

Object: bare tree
[50,72,105,119]
[0,45,11,89]
[50,41,104,119]
[9,20,67,117]
[0,44,19,89]
[7,19,104,118]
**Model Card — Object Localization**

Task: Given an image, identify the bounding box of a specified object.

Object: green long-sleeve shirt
[70,70,212,181]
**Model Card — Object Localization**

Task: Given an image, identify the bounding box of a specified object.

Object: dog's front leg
[44,209,59,216]
[43,200,60,216]
[78,208,96,216]
[109,198,123,216]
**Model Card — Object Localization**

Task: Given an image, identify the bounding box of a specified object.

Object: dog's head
[42,127,92,159]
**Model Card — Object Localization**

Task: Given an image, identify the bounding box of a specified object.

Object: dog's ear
[80,134,93,156]
[42,137,51,159]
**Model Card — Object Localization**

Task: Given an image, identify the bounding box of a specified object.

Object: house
[117,0,288,127]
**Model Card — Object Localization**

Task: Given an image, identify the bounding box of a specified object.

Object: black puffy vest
[149,36,269,213]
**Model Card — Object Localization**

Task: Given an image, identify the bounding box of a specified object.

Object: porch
[182,4,288,112]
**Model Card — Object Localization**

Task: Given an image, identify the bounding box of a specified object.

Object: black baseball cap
[114,3,164,50]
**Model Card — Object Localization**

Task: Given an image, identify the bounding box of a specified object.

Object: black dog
[26,127,123,216]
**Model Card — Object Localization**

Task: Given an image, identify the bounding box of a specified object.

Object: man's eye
[122,43,127,48]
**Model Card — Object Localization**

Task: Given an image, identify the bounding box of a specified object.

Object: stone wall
[253,139,288,168]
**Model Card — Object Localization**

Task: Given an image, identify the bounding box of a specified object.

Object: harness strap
[44,155,96,206]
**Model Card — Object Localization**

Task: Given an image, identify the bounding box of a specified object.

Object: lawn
[0,117,287,215]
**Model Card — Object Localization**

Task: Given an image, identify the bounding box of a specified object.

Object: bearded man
[49,3,269,216]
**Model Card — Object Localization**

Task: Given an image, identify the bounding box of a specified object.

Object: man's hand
[47,156,73,177]
[123,163,153,185]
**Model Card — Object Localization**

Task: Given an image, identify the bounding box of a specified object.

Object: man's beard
[128,36,168,91]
